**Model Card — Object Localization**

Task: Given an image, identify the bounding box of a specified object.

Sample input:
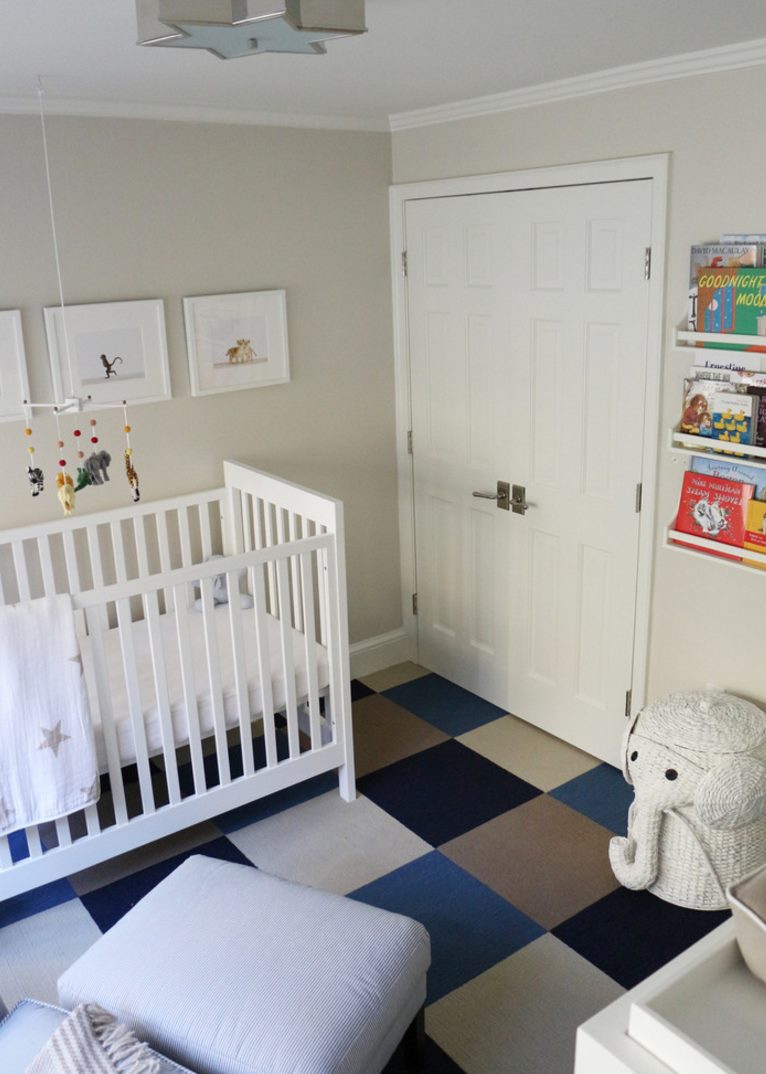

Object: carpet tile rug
[0,662,731,1074]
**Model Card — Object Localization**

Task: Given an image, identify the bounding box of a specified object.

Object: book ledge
[666,520,766,570]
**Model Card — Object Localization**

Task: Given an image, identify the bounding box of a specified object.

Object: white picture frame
[44,298,171,409]
[0,310,30,422]
[183,290,290,397]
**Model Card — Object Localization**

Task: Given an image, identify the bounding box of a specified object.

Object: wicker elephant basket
[609,690,766,910]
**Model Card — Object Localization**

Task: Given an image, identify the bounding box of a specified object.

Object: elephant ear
[620,708,642,784]
[695,757,766,830]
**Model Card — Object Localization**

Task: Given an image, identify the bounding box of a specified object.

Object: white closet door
[406,179,652,762]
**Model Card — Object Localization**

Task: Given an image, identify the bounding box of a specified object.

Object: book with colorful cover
[673,471,754,560]
[688,245,766,333]
[744,500,766,570]
[695,266,766,349]
[691,456,766,498]
[680,377,731,434]
[710,391,754,445]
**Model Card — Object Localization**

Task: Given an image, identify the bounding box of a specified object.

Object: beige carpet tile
[457,714,599,791]
[68,821,222,895]
[440,793,619,930]
[227,789,431,894]
[358,661,431,693]
[0,900,102,1008]
[426,933,624,1074]
[352,692,449,777]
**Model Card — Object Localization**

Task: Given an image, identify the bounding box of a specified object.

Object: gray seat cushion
[58,855,430,1074]
[0,1000,196,1074]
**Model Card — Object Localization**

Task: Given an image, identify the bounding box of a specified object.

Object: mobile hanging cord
[38,76,76,406]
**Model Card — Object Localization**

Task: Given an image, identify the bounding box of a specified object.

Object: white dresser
[575,920,766,1074]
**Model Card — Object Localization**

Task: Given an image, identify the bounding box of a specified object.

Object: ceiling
[3,1,766,130]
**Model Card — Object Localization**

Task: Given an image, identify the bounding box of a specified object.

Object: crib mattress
[80,605,329,769]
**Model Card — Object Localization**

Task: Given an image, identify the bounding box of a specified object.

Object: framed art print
[0,310,30,421]
[183,290,289,397]
[44,298,171,408]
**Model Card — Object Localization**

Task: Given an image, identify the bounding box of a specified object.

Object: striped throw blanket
[25,1004,160,1074]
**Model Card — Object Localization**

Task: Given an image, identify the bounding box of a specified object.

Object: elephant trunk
[609,803,663,891]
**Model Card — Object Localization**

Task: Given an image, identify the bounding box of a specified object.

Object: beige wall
[392,65,766,706]
[0,115,397,643]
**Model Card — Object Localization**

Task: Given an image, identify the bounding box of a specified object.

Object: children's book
[720,234,766,244]
[695,266,766,349]
[673,471,754,560]
[691,456,766,499]
[744,500,766,569]
[680,377,731,435]
[710,391,754,445]
[688,245,766,332]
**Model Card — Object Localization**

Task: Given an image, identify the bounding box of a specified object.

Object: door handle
[472,481,510,510]
[511,484,529,515]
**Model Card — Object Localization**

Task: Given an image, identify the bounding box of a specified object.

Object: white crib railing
[0,462,355,900]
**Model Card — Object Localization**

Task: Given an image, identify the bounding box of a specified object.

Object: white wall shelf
[667,328,766,572]
[670,429,766,467]
[677,328,766,351]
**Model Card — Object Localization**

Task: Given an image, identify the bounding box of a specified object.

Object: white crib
[0,461,355,901]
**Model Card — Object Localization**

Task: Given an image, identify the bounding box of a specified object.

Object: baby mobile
[20,79,141,515]
[21,399,140,516]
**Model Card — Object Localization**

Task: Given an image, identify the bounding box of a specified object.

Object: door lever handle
[472,481,510,510]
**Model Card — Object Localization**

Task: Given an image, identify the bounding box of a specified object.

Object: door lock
[472,480,511,510]
[511,484,529,515]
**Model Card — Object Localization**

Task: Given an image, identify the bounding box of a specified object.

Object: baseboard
[349,627,415,679]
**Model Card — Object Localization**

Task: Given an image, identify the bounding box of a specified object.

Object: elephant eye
[630,750,638,762]
[665,768,678,781]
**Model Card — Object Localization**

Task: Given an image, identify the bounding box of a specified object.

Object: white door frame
[389,153,668,723]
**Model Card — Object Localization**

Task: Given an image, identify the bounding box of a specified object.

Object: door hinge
[644,247,651,281]
[625,689,633,719]
[412,592,418,615]
[635,482,643,513]
[407,430,413,455]
[402,250,408,277]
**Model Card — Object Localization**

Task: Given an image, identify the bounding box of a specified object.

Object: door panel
[406,180,652,762]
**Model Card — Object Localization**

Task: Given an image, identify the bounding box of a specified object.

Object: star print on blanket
[0,594,99,835]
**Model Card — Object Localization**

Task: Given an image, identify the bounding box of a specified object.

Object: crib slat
[276,557,300,759]
[62,530,81,592]
[115,598,156,816]
[250,565,278,768]
[312,522,329,646]
[289,513,304,633]
[263,503,278,615]
[143,590,182,805]
[241,492,254,553]
[300,550,322,749]
[178,507,193,566]
[199,501,213,561]
[26,825,44,859]
[86,605,129,827]
[133,516,150,578]
[37,537,57,597]
[110,522,127,584]
[173,584,207,795]
[86,526,105,590]
[225,581,255,777]
[199,577,232,785]
[156,511,174,614]
[12,541,31,602]
[54,817,72,849]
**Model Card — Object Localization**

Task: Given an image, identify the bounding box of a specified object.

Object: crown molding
[0,94,388,132]
[389,37,766,131]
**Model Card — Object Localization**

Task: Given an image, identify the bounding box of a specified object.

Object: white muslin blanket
[0,594,99,835]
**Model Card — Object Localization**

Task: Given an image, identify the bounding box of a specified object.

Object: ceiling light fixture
[136,0,366,60]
